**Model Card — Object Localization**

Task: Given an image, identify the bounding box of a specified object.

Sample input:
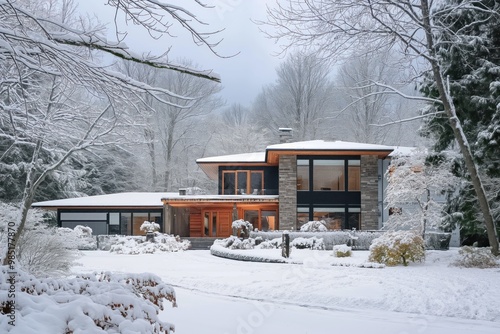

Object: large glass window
[313,160,345,191]
[297,160,309,190]
[120,213,132,235]
[223,170,264,195]
[133,212,148,235]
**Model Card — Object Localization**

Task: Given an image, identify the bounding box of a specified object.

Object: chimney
[279,127,293,143]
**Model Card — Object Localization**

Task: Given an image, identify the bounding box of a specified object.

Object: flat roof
[32,192,279,209]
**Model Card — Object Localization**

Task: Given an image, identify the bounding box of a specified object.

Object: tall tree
[0,0,222,265]
[264,0,500,255]
[253,51,334,141]
[419,0,500,242]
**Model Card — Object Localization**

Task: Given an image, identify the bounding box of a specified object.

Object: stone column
[279,155,297,230]
[361,155,379,230]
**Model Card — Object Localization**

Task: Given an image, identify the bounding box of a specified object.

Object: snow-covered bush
[0,266,176,333]
[369,231,425,266]
[300,220,328,232]
[110,234,190,254]
[16,228,80,277]
[140,220,161,233]
[250,230,384,250]
[56,225,97,250]
[256,238,282,249]
[0,203,80,276]
[333,244,352,257]
[214,236,254,250]
[291,237,325,250]
[232,219,253,237]
[452,246,499,268]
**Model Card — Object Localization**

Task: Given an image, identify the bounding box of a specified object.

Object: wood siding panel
[189,212,203,237]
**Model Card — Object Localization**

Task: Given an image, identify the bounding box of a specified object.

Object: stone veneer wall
[279,155,297,230]
[360,155,379,230]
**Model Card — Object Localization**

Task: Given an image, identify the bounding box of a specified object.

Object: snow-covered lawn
[75,248,500,334]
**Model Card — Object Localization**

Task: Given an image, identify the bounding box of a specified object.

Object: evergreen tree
[420,0,500,243]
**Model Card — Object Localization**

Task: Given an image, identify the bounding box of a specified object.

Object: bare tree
[0,0,222,265]
[332,47,422,145]
[253,51,334,141]
[208,103,272,155]
[264,0,500,255]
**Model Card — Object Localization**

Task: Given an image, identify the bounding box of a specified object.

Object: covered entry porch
[162,196,279,238]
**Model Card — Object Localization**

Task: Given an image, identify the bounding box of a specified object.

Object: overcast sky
[77,1,283,108]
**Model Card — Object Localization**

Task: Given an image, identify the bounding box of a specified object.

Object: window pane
[133,213,148,235]
[250,172,263,194]
[204,212,210,236]
[121,213,132,235]
[297,160,309,190]
[347,208,360,230]
[297,207,310,229]
[348,160,361,191]
[313,207,344,230]
[262,210,277,231]
[313,160,344,191]
[244,210,259,230]
[212,213,217,236]
[223,172,235,195]
[237,171,248,194]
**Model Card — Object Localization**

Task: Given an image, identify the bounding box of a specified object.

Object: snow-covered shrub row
[331,262,385,268]
[250,230,384,250]
[214,236,254,250]
[332,244,352,257]
[0,266,176,333]
[300,220,328,232]
[210,244,286,263]
[109,234,190,254]
[369,231,425,266]
[451,246,499,268]
[290,237,325,250]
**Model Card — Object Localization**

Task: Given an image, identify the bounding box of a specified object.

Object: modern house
[32,128,400,237]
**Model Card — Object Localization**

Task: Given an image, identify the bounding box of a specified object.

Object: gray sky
[78,1,282,107]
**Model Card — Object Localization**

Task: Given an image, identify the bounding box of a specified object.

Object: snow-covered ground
[75,248,500,334]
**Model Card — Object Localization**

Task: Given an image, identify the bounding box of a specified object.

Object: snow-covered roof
[196,152,266,163]
[389,146,418,157]
[32,192,169,208]
[32,192,279,209]
[266,140,395,151]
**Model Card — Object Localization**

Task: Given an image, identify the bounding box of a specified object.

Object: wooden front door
[203,210,232,237]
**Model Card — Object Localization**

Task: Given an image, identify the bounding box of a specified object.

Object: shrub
[291,237,325,250]
[332,244,352,257]
[369,231,425,266]
[300,220,328,232]
[109,234,190,254]
[0,266,176,333]
[452,246,499,268]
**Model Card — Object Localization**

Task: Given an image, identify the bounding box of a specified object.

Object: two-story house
[32,128,396,237]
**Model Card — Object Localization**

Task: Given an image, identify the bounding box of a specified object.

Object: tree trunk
[421,0,499,256]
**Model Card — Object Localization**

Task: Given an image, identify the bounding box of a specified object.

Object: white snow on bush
[109,234,190,254]
[290,236,325,250]
[210,244,286,263]
[140,220,160,233]
[0,266,176,333]
[300,220,328,232]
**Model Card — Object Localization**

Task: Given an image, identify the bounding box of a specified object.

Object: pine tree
[420,0,500,243]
